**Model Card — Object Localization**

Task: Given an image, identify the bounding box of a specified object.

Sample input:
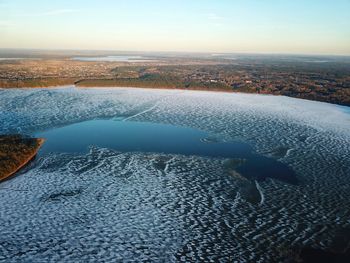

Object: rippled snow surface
[0,87,350,262]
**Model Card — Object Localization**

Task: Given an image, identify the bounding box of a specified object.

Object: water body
[337,104,350,115]
[1,88,349,261]
[71,55,157,62]
[36,119,297,184]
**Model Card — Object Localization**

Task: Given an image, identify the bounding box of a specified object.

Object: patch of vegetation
[0,78,76,88]
[0,135,44,181]
[76,74,232,91]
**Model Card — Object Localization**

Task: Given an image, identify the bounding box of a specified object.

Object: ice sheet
[0,87,349,262]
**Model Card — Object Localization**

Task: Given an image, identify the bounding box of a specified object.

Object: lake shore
[1,78,349,106]
[0,136,45,182]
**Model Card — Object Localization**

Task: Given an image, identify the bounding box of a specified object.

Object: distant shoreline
[0,79,349,107]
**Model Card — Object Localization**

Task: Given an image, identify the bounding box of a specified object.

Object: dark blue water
[36,120,297,184]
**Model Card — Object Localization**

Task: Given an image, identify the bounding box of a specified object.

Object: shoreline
[0,138,45,182]
[76,84,241,94]
[1,84,349,107]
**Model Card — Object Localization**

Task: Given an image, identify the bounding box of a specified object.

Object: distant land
[0,49,349,106]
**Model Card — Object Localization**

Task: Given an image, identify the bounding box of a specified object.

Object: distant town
[0,50,349,106]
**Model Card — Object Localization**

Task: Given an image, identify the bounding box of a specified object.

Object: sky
[0,0,349,55]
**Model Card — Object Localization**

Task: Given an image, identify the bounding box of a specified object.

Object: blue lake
[36,120,297,184]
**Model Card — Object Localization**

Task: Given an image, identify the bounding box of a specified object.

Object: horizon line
[0,47,350,57]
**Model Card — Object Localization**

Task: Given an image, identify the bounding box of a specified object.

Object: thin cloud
[0,20,14,27]
[207,13,224,21]
[18,9,78,17]
[205,13,225,27]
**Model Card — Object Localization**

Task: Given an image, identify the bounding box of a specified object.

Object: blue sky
[0,0,349,55]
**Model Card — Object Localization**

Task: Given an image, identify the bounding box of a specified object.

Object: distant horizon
[1,0,349,56]
[1,47,350,58]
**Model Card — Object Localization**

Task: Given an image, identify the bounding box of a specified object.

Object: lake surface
[36,119,297,184]
[1,87,349,262]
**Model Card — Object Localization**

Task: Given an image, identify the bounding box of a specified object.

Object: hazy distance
[0,0,350,55]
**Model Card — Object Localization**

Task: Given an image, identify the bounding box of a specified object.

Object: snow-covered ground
[0,87,349,262]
